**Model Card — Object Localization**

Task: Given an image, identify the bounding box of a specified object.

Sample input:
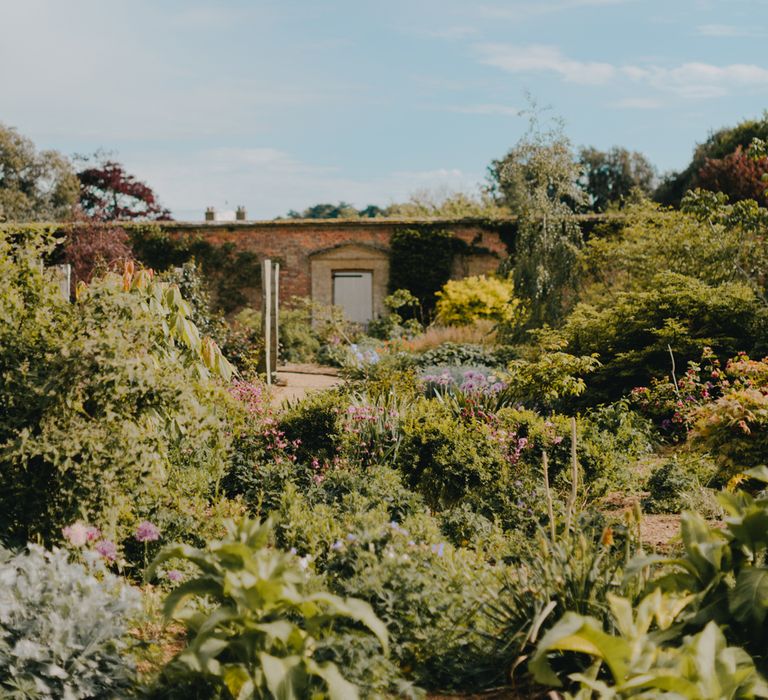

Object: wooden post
[272,262,280,375]
[262,258,272,385]
[54,264,71,301]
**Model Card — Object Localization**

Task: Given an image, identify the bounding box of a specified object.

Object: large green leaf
[729,568,768,626]
[259,652,306,700]
[307,659,360,700]
[530,612,630,687]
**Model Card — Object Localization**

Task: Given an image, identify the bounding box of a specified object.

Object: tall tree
[77,156,171,221]
[578,146,656,212]
[489,112,586,324]
[0,123,79,221]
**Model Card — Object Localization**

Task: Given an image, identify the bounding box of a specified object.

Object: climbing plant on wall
[388,227,461,320]
[127,224,263,313]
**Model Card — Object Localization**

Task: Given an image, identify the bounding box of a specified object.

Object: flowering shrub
[630,348,723,441]
[692,388,768,477]
[338,392,404,467]
[0,544,140,698]
[631,349,768,447]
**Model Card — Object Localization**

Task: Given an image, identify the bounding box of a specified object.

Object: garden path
[271,363,342,406]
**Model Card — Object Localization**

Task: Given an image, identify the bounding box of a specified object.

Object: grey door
[333,271,373,324]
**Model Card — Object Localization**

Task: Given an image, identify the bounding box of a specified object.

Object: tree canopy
[77,156,171,221]
[578,146,656,212]
[655,113,768,207]
[0,123,79,222]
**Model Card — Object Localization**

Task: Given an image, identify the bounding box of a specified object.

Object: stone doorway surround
[309,242,389,323]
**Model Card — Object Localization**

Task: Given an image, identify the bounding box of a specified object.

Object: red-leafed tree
[697,146,768,206]
[77,157,172,221]
[62,216,134,284]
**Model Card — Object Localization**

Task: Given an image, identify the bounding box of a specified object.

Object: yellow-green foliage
[435,275,524,327]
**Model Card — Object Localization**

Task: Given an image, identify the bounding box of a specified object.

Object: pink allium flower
[135,521,161,542]
[166,569,183,583]
[95,539,118,562]
[62,522,89,547]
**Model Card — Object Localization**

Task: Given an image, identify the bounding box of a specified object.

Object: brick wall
[158,218,512,310]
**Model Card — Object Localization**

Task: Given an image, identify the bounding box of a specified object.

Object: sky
[2,0,768,220]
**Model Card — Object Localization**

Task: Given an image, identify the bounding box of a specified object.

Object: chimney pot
[236,205,247,221]
[205,206,215,222]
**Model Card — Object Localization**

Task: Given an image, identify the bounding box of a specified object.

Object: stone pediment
[308,242,389,260]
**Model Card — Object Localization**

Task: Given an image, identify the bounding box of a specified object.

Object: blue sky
[2,0,768,219]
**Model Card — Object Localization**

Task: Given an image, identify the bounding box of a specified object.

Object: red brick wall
[159,218,511,308]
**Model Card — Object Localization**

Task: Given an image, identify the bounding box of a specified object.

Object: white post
[54,264,71,301]
[263,258,272,385]
[273,262,280,373]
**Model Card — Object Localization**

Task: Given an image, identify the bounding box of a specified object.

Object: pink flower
[166,569,183,583]
[62,522,89,547]
[135,521,161,542]
[95,539,118,562]
[86,526,101,542]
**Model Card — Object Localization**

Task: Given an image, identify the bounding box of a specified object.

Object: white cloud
[623,62,768,98]
[476,42,768,99]
[476,43,616,85]
[132,148,477,220]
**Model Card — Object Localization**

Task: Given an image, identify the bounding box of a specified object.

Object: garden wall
[148,218,514,315]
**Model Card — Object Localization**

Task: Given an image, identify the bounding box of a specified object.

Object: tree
[0,123,79,221]
[385,187,508,218]
[284,201,359,219]
[696,145,768,206]
[578,146,656,212]
[654,113,768,207]
[488,111,586,324]
[77,156,171,221]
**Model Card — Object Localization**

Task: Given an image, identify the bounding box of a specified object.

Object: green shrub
[277,388,347,464]
[414,342,502,369]
[0,231,233,553]
[434,274,526,328]
[503,333,601,412]
[147,518,390,700]
[276,490,503,691]
[643,454,719,514]
[563,272,767,403]
[394,398,545,530]
[577,401,655,495]
[0,544,140,698]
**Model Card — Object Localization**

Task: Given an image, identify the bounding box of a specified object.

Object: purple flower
[431,542,445,557]
[95,539,118,562]
[135,521,161,543]
[166,569,183,583]
[331,540,344,551]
